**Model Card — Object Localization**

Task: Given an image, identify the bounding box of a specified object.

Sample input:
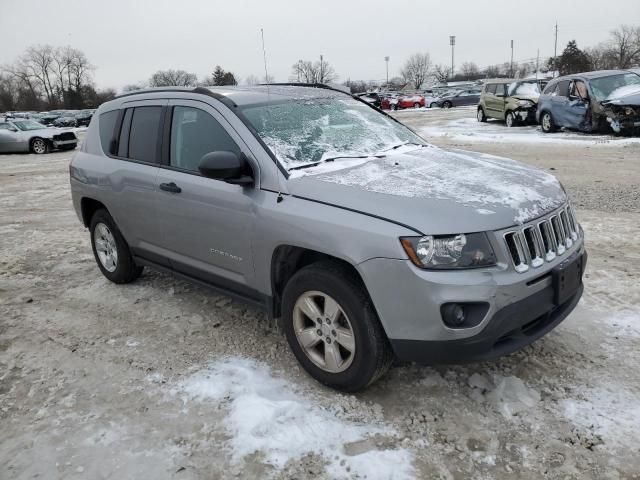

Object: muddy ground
[1,111,639,479]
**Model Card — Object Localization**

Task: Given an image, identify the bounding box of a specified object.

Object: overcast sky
[1,0,638,90]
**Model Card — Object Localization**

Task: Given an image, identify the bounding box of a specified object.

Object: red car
[380,96,399,110]
[396,94,425,109]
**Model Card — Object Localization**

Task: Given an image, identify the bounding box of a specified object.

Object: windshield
[13,120,46,131]
[590,73,640,101]
[508,82,541,97]
[241,97,425,169]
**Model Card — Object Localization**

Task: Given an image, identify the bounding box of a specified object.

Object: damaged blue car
[537,70,640,135]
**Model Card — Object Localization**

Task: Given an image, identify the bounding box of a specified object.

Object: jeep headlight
[517,99,534,108]
[400,233,497,269]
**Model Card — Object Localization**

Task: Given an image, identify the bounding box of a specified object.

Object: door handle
[159,182,181,194]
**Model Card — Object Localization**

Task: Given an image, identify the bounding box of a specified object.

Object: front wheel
[90,209,143,284]
[442,101,452,109]
[505,111,516,127]
[477,108,487,122]
[540,111,556,133]
[413,102,421,109]
[30,137,49,154]
[282,261,393,392]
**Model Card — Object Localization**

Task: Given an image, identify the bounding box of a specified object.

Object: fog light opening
[442,303,466,328]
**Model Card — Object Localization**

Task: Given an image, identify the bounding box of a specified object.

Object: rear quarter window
[98,110,119,155]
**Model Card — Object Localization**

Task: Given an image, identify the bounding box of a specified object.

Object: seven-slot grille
[504,204,580,273]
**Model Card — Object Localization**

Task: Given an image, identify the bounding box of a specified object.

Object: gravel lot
[1,113,639,479]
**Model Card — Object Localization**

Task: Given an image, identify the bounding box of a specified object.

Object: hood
[602,85,640,106]
[511,94,540,104]
[287,145,566,234]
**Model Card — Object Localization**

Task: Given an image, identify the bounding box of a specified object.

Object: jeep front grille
[504,205,580,273]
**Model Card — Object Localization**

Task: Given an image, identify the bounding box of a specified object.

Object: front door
[565,80,591,131]
[155,100,256,292]
[549,80,571,127]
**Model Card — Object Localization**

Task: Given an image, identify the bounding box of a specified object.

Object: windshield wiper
[384,141,425,151]
[288,154,384,171]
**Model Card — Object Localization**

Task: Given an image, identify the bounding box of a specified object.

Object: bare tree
[400,53,432,89]
[245,74,260,85]
[460,62,480,79]
[262,73,275,84]
[290,59,336,84]
[149,69,198,87]
[607,25,640,68]
[432,64,450,84]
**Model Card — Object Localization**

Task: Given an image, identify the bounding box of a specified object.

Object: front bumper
[53,139,77,148]
[358,239,586,364]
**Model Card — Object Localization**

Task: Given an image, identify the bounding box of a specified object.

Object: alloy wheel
[94,222,118,272]
[542,113,551,132]
[32,139,46,154]
[292,290,356,373]
[506,112,514,127]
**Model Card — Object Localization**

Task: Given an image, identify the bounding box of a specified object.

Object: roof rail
[114,86,237,108]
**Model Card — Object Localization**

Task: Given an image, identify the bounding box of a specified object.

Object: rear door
[100,101,167,264]
[0,123,19,152]
[549,80,571,127]
[154,100,257,292]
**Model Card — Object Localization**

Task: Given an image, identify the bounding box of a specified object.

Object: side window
[486,84,497,94]
[117,108,133,158]
[128,106,163,163]
[543,82,556,95]
[570,80,589,99]
[0,123,11,130]
[98,110,119,155]
[557,80,570,98]
[170,106,240,173]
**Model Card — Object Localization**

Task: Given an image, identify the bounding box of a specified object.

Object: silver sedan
[0,119,78,154]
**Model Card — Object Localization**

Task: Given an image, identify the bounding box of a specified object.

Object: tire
[390,104,397,111]
[413,102,421,109]
[30,137,49,154]
[505,111,516,127]
[442,101,452,109]
[89,209,143,284]
[477,107,487,122]
[282,261,393,392]
[540,111,556,133]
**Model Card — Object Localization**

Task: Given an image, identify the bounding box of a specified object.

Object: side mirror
[198,151,253,186]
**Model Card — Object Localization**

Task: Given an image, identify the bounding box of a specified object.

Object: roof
[116,84,348,107]
[484,78,516,84]
[551,69,632,81]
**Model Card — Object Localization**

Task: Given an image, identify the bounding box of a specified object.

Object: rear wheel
[89,209,143,284]
[505,111,516,127]
[30,137,49,154]
[442,101,452,109]
[477,107,487,122]
[282,261,393,392]
[540,111,556,133]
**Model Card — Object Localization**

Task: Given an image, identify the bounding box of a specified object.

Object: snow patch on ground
[419,117,640,146]
[179,357,414,479]
[468,374,541,418]
[562,385,640,450]
[606,312,640,338]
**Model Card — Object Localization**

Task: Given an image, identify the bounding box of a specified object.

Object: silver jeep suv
[69,85,586,391]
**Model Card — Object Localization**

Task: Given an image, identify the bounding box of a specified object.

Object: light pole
[384,56,389,88]
[510,40,514,77]
[319,54,324,83]
[449,36,456,80]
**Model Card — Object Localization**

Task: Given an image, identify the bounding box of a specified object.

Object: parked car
[395,94,425,109]
[39,112,63,126]
[478,79,546,126]
[357,92,382,108]
[536,70,640,134]
[380,94,399,110]
[70,85,585,391]
[74,110,94,127]
[0,119,78,153]
[53,113,78,128]
[434,89,481,108]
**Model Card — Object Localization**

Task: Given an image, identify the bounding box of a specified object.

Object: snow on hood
[605,84,640,100]
[288,145,566,233]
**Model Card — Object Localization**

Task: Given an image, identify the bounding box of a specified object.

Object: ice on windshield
[13,120,46,131]
[241,98,423,168]
[508,82,541,97]
[606,83,640,100]
[590,73,640,101]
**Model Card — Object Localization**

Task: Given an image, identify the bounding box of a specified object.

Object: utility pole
[319,54,324,83]
[554,22,558,60]
[449,35,456,80]
[536,49,540,80]
[384,56,389,88]
[510,40,514,77]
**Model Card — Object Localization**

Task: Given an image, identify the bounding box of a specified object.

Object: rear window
[98,110,119,154]
[128,106,162,163]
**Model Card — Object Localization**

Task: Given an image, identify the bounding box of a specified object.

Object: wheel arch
[270,245,367,320]
[80,197,108,228]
